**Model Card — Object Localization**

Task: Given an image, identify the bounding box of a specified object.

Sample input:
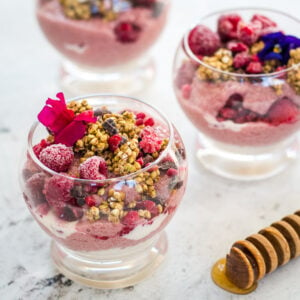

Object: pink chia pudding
[174,12,300,147]
[37,0,169,68]
[22,93,187,252]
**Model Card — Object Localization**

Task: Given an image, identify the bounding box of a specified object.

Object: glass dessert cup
[36,0,170,96]
[20,94,187,289]
[173,8,300,181]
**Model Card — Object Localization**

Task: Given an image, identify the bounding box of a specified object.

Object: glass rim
[183,7,300,78]
[27,93,175,184]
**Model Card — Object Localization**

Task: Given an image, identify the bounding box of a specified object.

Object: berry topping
[188,25,221,56]
[227,41,248,53]
[114,22,141,43]
[237,22,261,46]
[44,175,74,209]
[121,211,140,226]
[39,144,74,172]
[79,156,108,180]
[233,52,251,69]
[136,157,144,167]
[139,127,162,153]
[251,14,277,29]
[217,14,242,42]
[246,61,263,74]
[85,195,96,207]
[108,134,123,152]
[33,139,50,157]
[166,168,179,177]
[144,117,155,127]
[136,112,146,119]
[266,97,299,125]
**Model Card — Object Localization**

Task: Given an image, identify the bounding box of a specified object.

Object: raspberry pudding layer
[37,0,169,68]
[174,10,300,148]
[21,93,187,255]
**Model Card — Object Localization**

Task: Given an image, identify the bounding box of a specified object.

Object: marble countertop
[1,0,300,299]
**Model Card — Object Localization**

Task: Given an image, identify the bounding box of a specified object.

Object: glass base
[196,133,300,181]
[59,56,155,97]
[51,232,167,289]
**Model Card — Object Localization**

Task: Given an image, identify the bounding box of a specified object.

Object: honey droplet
[211,258,258,295]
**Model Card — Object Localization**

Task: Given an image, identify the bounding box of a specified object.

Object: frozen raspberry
[175,61,197,88]
[136,112,146,119]
[188,25,221,56]
[114,22,141,43]
[121,211,140,226]
[85,195,96,207]
[44,175,73,210]
[233,52,251,69]
[144,117,155,126]
[135,118,144,126]
[166,168,178,177]
[181,84,192,99]
[79,156,107,180]
[266,98,299,126]
[217,14,242,42]
[108,134,123,152]
[237,22,261,46]
[246,61,263,74]
[139,127,162,153]
[33,139,50,157]
[39,144,74,173]
[251,14,277,29]
[227,41,248,53]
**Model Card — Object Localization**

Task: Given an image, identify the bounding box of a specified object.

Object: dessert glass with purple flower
[173,8,300,180]
[20,93,187,288]
[36,0,170,95]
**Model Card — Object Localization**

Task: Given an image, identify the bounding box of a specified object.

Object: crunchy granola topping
[287,48,300,94]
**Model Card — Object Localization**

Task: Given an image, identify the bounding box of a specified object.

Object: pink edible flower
[37,93,97,146]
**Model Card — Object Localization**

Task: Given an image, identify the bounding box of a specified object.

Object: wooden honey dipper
[212,211,300,294]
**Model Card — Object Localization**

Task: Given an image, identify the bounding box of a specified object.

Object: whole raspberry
[108,134,123,152]
[144,117,155,126]
[266,98,299,125]
[114,22,141,43]
[79,156,107,180]
[136,112,146,119]
[217,14,242,42]
[251,14,277,29]
[33,139,50,157]
[139,127,162,154]
[43,175,73,209]
[121,211,140,226]
[246,61,263,74]
[227,41,248,53]
[188,25,221,56]
[39,144,74,173]
[233,52,251,69]
[237,22,261,46]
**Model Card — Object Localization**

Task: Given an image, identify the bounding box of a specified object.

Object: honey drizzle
[211,258,258,295]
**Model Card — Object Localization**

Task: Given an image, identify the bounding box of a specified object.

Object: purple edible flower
[258,32,300,64]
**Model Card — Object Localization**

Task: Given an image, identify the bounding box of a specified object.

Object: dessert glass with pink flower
[173,8,300,180]
[20,93,187,288]
[36,0,170,95]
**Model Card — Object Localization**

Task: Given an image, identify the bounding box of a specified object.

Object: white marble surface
[1,0,300,299]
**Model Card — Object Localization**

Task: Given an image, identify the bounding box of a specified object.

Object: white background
[1,0,300,299]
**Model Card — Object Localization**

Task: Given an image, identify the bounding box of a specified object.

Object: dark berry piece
[94,107,112,117]
[102,118,118,135]
[114,22,141,43]
[217,14,242,42]
[58,205,83,222]
[188,25,221,56]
